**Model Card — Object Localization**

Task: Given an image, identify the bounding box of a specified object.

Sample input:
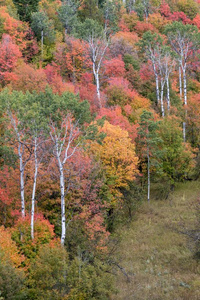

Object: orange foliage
[0,6,29,51]
[119,12,139,32]
[110,31,139,56]
[11,63,47,93]
[106,77,150,116]
[149,13,170,31]
[0,226,25,266]
[11,215,55,259]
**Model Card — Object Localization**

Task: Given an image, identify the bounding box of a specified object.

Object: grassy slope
[111,181,200,300]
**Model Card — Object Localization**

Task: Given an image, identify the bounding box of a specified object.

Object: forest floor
[111,181,200,300]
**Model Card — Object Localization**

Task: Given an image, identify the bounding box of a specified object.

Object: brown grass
[111,181,200,300]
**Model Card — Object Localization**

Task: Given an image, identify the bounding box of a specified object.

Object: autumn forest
[0,0,200,299]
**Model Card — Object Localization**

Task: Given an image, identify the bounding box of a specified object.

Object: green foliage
[27,244,114,300]
[123,54,140,71]
[58,0,79,34]
[176,0,199,19]
[13,0,39,22]
[11,216,55,259]
[73,18,104,41]
[102,0,121,33]
[0,253,25,300]
[137,110,163,171]
[26,245,69,299]
[31,11,55,43]
[77,0,102,23]
[158,117,195,183]
[164,22,200,55]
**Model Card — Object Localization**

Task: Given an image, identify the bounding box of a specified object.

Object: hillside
[112,181,200,300]
[0,0,200,298]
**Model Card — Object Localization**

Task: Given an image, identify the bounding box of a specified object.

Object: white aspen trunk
[59,160,66,246]
[179,65,182,100]
[93,61,101,108]
[160,81,165,117]
[182,65,187,142]
[50,116,79,246]
[19,143,25,218]
[182,66,187,106]
[152,62,160,104]
[166,76,170,112]
[155,74,160,104]
[147,146,150,203]
[31,138,38,240]
[95,72,101,108]
[41,29,44,61]
[54,137,66,246]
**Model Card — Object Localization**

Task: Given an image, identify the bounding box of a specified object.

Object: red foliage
[193,14,200,29]
[134,21,156,36]
[22,28,39,62]
[0,166,20,226]
[0,166,12,206]
[169,11,191,24]
[76,72,98,112]
[11,63,47,92]
[103,56,125,79]
[0,34,21,85]
[139,63,154,81]
[97,106,138,141]
[44,64,75,94]
[160,2,171,18]
[160,1,191,24]
[55,38,89,82]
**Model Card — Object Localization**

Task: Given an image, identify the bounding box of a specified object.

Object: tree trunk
[166,76,170,112]
[152,63,160,104]
[58,158,66,246]
[182,66,187,142]
[41,29,44,61]
[94,71,101,108]
[160,82,165,117]
[183,122,186,143]
[147,146,150,203]
[179,65,182,100]
[19,143,25,218]
[155,74,160,105]
[31,138,38,240]
[182,67,187,106]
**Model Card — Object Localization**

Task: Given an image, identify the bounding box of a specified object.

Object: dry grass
[111,181,200,300]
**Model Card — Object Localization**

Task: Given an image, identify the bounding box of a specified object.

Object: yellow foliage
[149,13,170,31]
[90,121,139,202]
[0,226,24,267]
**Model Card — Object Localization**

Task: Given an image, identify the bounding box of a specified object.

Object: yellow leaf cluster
[90,121,139,198]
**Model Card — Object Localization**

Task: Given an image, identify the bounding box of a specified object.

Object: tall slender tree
[164,22,200,141]
[137,110,162,202]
